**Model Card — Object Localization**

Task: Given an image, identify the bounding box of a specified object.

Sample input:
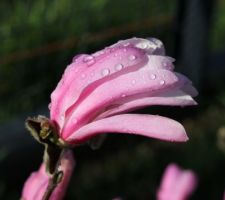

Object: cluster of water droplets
[149,72,166,86]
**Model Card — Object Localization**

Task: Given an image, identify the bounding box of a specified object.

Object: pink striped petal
[157,164,198,200]
[50,46,146,130]
[65,114,188,144]
[145,55,175,71]
[62,69,179,138]
[97,90,197,119]
[112,37,166,55]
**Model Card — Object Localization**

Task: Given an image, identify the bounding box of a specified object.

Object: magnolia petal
[97,90,197,119]
[50,46,146,129]
[174,73,198,97]
[65,114,188,144]
[182,83,198,97]
[62,69,179,138]
[157,164,198,200]
[145,55,175,71]
[22,165,48,200]
[113,37,166,55]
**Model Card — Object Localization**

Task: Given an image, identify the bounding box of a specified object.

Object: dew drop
[115,63,124,71]
[81,73,86,79]
[131,80,136,85]
[162,61,168,67]
[87,59,95,65]
[142,43,148,49]
[160,80,165,85]
[150,74,156,80]
[137,43,148,49]
[83,55,94,63]
[129,55,136,61]
[73,118,78,124]
[101,68,110,77]
[121,94,126,97]
[123,42,130,47]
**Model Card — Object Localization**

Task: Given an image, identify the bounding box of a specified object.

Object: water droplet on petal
[150,74,156,80]
[83,55,95,66]
[123,42,130,47]
[162,61,168,67]
[81,73,86,79]
[160,80,165,85]
[129,55,136,61]
[115,63,124,71]
[121,94,126,97]
[72,54,84,62]
[83,55,94,63]
[101,68,110,77]
[137,43,148,49]
[142,43,148,49]
[131,80,136,85]
[87,59,95,65]
[73,118,78,124]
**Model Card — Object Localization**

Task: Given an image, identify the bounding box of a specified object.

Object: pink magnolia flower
[50,37,197,145]
[157,163,198,200]
[21,150,75,200]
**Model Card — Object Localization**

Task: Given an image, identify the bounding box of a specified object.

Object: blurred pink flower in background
[49,37,197,145]
[157,163,198,200]
[21,151,75,200]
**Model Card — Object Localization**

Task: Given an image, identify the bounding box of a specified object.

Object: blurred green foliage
[211,0,225,50]
[0,0,175,121]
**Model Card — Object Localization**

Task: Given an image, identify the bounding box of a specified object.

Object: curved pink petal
[50,46,147,130]
[22,164,48,200]
[145,55,175,71]
[112,37,166,55]
[21,151,75,200]
[157,164,198,200]
[97,90,197,119]
[65,114,188,144]
[62,69,180,139]
[182,83,198,97]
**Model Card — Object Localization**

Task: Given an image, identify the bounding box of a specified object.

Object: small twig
[42,150,65,200]
[42,171,63,200]
[42,176,57,200]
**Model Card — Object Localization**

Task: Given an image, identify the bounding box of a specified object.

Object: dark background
[0,0,225,199]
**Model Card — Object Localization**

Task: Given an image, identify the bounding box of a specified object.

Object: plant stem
[42,174,58,200]
[42,150,65,200]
